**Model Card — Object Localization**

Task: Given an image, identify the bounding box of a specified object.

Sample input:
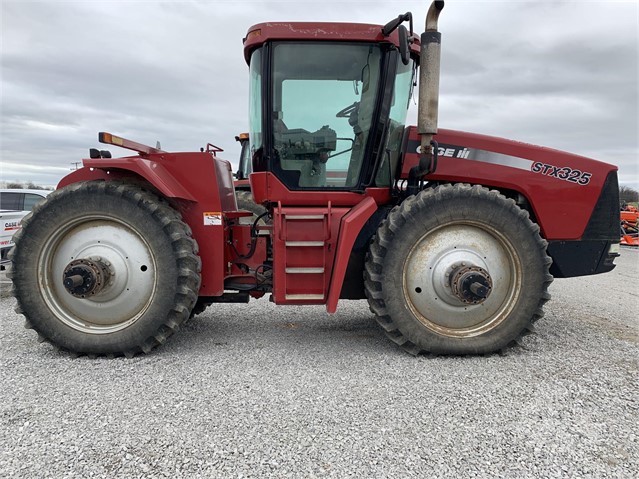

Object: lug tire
[9,180,201,357]
[235,190,267,224]
[189,298,212,318]
[364,183,553,355]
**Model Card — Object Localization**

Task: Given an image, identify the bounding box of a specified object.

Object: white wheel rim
[403,221,522,338]
[38,215,157,334]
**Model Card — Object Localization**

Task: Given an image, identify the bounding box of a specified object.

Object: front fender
[58,156,196,201]
[57,152,238,297]
[401,127,618,240]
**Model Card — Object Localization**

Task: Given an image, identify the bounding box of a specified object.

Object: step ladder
[274,209,332,303]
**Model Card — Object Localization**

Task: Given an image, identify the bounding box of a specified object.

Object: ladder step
[285,294,325,300]
[285,241,324,247]
[284,215,325,220]
[285,267,325,274]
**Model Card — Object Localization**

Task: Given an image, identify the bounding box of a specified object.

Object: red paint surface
[243,22,420,63]
[272,203,349,304]
[403,127,617,240]
[250,171,392,207]
[326,197,377,313]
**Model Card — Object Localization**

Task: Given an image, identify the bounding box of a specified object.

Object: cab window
[271,43,382,189]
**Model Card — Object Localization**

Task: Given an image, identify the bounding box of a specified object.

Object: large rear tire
[235,190,267,224]
[9,181,201,357]
[364,184,552,355]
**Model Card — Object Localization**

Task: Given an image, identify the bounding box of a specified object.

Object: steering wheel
[336,101,359,118]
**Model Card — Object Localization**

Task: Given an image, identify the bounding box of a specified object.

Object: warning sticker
[203,212,222,226]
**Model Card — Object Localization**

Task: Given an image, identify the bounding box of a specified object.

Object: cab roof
[243,22,420,64]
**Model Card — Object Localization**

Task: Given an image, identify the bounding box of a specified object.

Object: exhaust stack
[409,0,444,193]
[418,0,444,145]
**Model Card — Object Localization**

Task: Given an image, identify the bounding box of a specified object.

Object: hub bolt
[62,258,113,298]
[450,265,493,305]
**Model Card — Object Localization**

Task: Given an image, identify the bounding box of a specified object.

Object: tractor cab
[242,21,420,203]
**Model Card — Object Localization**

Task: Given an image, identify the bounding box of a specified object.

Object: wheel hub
[403,222,520,336]
[63,257,113,298]
[450,265,492,304]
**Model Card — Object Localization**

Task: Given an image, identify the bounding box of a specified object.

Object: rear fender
[58,152,238,296]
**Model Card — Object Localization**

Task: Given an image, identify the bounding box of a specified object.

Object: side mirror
[381,12,413,66]
[382,12,413,37]
[398,25,410,65]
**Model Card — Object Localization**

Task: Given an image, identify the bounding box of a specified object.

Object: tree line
[1,182,54,191]
[620,186,639,203]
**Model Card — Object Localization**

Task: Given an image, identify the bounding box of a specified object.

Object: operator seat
[273,113,330,188]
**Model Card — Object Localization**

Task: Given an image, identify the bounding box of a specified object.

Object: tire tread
[364,183,553,355]
[11,180,201,357]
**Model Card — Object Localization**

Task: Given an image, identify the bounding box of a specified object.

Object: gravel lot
[1,249,637,478]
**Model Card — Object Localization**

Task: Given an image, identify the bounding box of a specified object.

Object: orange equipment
[620,205,638,246]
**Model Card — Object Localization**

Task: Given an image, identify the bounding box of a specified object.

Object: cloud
[1,0,637,190]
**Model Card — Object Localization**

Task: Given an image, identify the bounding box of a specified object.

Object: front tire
[10,181,201,357]
[364,184,552,355]
[235,190,267,224]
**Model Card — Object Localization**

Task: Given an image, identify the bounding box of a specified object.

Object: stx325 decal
[531,162,592,185]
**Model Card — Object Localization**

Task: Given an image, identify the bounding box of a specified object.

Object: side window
[0,192,23,211]
[271,43,382,190]
[375,58,416,187]
[24,193,46,212]
[248,48,264,172]
[279,79,351,187]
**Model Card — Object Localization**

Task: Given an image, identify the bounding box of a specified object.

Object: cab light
[244,29,261,43]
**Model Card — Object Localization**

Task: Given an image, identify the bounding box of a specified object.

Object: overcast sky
[1,0,637,189]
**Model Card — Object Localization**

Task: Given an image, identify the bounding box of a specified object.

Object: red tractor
[234,132,251,191]
[10,2,620,357]
[233,132,267,220]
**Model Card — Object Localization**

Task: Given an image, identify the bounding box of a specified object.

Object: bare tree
[2,181,54,191]
[620,185,639,204]
[25,182,50,191]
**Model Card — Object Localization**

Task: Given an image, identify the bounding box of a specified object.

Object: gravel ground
[1,249,637,478]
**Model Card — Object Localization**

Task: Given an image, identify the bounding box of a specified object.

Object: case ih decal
[436,144,533,171]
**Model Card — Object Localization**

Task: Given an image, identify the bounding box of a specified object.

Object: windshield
[271,43,382,189]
